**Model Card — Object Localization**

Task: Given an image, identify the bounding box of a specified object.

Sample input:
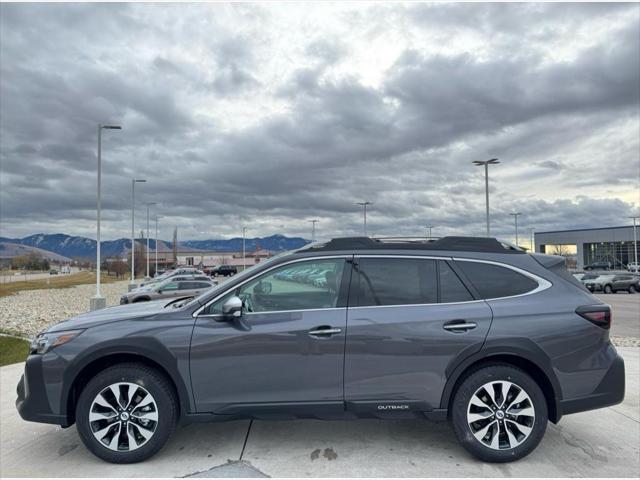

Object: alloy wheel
[467,380,535,450]
[89,382,158,452]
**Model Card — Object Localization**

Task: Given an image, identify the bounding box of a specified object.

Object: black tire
[451,364,548,463]
[603,285,613,294]
[76,363,178,464]
[629,285,637,294]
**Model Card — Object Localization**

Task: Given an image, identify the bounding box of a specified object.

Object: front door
[344,256,493,415]
[190,257,351,415]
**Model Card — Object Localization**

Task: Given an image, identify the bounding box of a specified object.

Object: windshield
[177,250,296,309]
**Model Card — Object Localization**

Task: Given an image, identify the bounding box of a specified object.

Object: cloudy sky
[1,2,639,246]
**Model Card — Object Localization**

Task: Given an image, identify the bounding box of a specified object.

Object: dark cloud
[0,3,638,243]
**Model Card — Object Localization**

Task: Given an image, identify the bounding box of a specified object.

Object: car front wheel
[451,364,548,462]
[603,285,613,294]
[629,285,637,294]
[76,363,178,463]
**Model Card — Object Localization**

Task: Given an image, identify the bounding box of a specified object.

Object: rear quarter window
[456,261,539,299]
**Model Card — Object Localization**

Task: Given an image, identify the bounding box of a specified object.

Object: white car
[627,262,639,273]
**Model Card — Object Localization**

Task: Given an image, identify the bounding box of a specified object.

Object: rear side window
[357,258,437,306]
[439,261,474,302]
[456,261,539,299]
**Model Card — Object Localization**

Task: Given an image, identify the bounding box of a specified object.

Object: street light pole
[155,215,162,277]
[242,227,248,271]
[91,124,121,311]
[427,224,435,239]
[530,227,535,253]
[356,201,372,236]
[629,216,639,268]
[145,202,157,278]
[130,178,146,290]
[472,158,500,237]
[510,212,522,246]
[308,219,319,241]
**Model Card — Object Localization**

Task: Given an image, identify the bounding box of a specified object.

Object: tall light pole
[91,124,121,311]
[427,224,435,239]
[242,227,248,270]
[356,201,373,236]
[472,158,500,237]
[510,212,522,246]
[629,216,639,267]
[308,219,319,241]
[145,202,157,278]
[529,227,535,253]
[155,214,163,277]
[130,178,146,290]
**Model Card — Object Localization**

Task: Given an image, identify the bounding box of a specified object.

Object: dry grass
[0,271,121,298]
[0,335,29,366]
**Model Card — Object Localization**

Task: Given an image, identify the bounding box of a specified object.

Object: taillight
[576,305,612,329]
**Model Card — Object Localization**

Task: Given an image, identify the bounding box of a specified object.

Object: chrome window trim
[193,255,351,317]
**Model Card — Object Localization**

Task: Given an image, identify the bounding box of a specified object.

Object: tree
[550,244,571,257]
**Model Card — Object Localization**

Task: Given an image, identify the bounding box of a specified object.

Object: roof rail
[299,236,525,254]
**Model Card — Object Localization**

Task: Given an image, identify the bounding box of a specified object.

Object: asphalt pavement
[594,293,640,338]
[1,347,637,477]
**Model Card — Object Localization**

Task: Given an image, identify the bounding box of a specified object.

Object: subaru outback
[16,236,625,464]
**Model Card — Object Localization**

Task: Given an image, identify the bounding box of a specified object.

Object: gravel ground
[0,281,129,337]
[1,281,638,349]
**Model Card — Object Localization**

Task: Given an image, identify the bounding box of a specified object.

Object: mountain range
[0,233,310,260]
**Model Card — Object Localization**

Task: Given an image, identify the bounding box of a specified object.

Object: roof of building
[536,225,634,235]
[299,236,525,254]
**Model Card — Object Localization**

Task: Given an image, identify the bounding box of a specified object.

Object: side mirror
[157,289,163,294]
[222,296,243,318]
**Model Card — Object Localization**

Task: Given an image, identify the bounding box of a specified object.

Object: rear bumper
[15,355,71,427]
[559,352,625,417]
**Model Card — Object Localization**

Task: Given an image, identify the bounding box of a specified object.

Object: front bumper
[559,352,625,417]
[15,355,71,427]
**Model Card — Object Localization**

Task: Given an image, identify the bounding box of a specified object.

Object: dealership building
[534,225,639,270]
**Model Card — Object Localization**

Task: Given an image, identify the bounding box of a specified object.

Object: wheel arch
[64,348,191,425]
[440,341,562,423]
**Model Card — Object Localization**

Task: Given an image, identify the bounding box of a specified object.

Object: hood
[47,299,176,332]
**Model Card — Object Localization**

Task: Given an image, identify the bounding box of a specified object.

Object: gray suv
[16,237,624,464]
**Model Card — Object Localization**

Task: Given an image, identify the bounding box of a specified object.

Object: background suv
[17,236,624,464]
[211,265,238,277]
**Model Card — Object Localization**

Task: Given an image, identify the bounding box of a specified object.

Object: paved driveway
[1,348,638,477]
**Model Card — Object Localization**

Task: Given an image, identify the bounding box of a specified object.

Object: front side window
[456,261,539,299]
[356,258,437,306]
[204,258,346,314]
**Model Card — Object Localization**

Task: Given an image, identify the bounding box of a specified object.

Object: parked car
[17,236,624,464]
[140,269,204,288]
[211,265,238,277]
[611,274,640,293]
[48,269,58,275]
[626,262,640,273]
[584,274,616,293]
[584,261,612,271]
[120,278,215,304]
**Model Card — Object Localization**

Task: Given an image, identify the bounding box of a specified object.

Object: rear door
[344,256,493,415]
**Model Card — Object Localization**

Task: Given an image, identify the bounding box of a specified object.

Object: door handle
[443,321,477,332]
[309,326,342,337]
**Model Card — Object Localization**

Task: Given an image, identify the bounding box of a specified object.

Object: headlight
[30,329,84,355]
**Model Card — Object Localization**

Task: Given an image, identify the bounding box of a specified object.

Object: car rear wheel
[603,285,613,294]
[451,364,547,462]
[76,363,177,463]
[629,285,637,294]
